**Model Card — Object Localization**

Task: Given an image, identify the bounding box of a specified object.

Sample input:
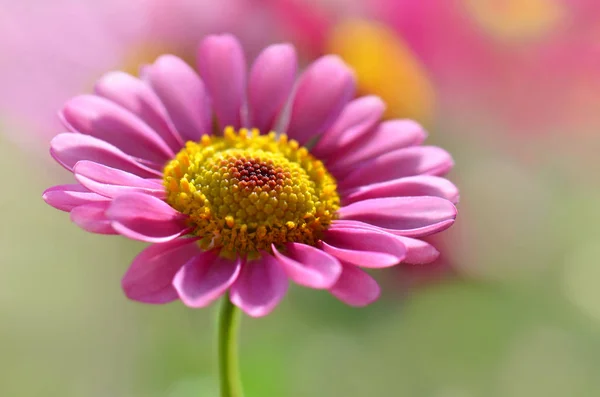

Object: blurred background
[2,0,600,396]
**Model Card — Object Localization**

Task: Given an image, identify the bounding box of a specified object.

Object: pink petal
[60,95,174,164]
[248,43,297,133]
[331,220,381,231]
[94,71,184,151]
[329,262,380,307]
[328,119,427,173]
[285,55,356,145]
[230,253,288,317]
[106,193,189,243]
[272,243,342,289]
[74,160,166,199]
[342,175,460,205]
[394,236,440,265]
[50,133,161,178]
[122,237,201,304]
[339,146,454,190]
[312,96,385,157]
[146,55,212,142]
[70,201,115,234]
[173,251,242,308]
[43,184,108,212]
[321,227,406,268]
[338,197,457,237]
[197,34,246,130]
[331,220,442,264]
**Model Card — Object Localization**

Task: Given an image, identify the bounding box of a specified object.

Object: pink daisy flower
[43,34,458,317]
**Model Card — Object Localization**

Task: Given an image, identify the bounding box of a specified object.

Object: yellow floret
[163,127,340,255]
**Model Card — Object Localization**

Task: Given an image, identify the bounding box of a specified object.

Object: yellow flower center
[163,127,340,256]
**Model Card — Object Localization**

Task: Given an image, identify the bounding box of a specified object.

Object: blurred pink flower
[0,0,275,149]
[265,0,600,134]
[368,0,600,134]
[43,35,458,316]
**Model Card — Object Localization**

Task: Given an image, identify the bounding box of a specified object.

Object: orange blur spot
[327,19,435,124]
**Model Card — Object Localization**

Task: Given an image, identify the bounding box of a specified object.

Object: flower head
[43,34,458,317]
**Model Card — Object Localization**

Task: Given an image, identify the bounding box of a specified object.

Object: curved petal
[230,253,288,317]
[197,34,246,130]
[342,175,460,205]
[146,55,212,141]
[74,161,166,199]
[312,96,385,157]
[329,262,380,307]
[94,71,184,151]
[339,146,454,190]
[394,236,440,265]
[330,220,441,264]
[331,219,381,231]
[43,184,108,212]
[50,133,161,178]
[328,119,427,173]
[338,197,457,237]
[60,95,173,164]
[70,201,115,234]
[122,237,201,304]
[106,193,189,243]
[321,227,406,268]
[248,43,297,133]
[286,55,356,145]
[272,243,342,289]
[173,251,242,308]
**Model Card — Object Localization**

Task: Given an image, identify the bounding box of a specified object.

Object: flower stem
[218,295,244,397]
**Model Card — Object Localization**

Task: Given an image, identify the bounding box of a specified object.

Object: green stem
[218,295,244,397]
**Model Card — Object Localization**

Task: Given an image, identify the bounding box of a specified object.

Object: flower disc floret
[163,127,340,254]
